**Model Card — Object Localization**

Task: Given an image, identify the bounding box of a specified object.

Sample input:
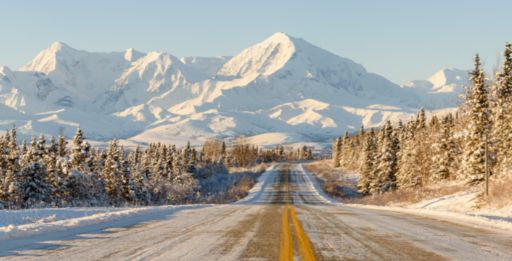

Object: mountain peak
[49,41,71,52]
[428,68,468,88]
[124,48,144,62]
[217,32,297,78]
[19,41,78,72]
[265,32,294,43]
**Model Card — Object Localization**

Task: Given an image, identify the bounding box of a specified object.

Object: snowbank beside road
[0,207,138,228]
[0,205,208,241]
[236,164,278,204]
[297,163,337,204]
[349,203,512,231]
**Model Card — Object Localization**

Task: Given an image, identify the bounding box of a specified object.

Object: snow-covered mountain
[403,68,469,109]
[0,33,465,146]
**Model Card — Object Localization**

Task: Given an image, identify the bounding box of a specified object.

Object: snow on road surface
[1,163,511,260]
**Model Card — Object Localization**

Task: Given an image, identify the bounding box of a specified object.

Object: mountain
[403,68,469,109]
[0,33,463,146]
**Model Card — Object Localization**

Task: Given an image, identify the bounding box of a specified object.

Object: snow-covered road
[1,163,511,260]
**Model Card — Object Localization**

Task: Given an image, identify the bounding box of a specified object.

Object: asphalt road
[3,163,512,260]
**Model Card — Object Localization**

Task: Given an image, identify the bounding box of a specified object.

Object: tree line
[0,127,313,209]
[332,43,512,196]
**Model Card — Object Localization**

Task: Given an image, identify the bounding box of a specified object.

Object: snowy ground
[0,163,511,260]
[0,205,209,242]
[307,160,512,228]
[404,189,512,224]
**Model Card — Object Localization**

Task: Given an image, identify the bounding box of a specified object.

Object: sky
[1,0,511,84]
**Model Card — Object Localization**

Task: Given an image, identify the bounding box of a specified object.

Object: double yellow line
[280,205,316,261]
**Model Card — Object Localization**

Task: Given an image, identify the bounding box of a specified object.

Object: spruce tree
[369,128,385,194]
[103,140,122,205]
[332,137,342,167]
[6,129,22,208]
[0,134,8,204]
[19,153,51,208]
[376,121,398,192]
[462,54,490,185]
[396,120,422,189]
[71,127,86,170]
[57,134,67,158]
[358,129,376,195]
[119,147,136,203]
[492,43,512,175]
[340,132,351,168]
[431,115,456,181]
[36,134,46,160]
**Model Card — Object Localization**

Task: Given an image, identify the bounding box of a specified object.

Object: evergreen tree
[71,127,86,170]
[136,149,152,204]
[462,54,490,185]
[0,133,9,204]
[44,136,60,203]
[396,120,422,189]
[221,141,226,159]
[103,140,122,205]
[173,150,182,179]
[332,137,342,167]
[19,154,51,208]
[375,121,398,192]
[119,147,136,203]
[182,148,190,173]
[340,132,351,168]
[36,134,47,160]
[416,109,432,184]
[492,43,512,175]
[57,134,67,158]
[5,129,22,208]
[369,128,385,194]
[431,115,456,181]
[358,129,376,195]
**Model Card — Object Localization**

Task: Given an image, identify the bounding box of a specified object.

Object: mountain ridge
[0,33,466,147]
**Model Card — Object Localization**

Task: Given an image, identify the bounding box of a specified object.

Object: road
[2,163,512,260]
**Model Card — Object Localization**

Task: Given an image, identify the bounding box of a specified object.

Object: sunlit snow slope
[0,33,467,146]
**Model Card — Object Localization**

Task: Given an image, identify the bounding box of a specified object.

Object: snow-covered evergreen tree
[71,127,86,171]
[396,119,422,189]
[375,121,398,192]
[332,137,342,167]
[340,131,351,168]
[431,115,456,181]
[5,129,22,208]
[462,54,490,185]
[119,147,136,203]
[44,136,62,204]
[368,128,385,194]
[492,43,512,176]
[19,153,51,208]
[173,150,182,179]
[103,140,122,205]
[35,134,47,160]
[357,129,376,195]
[57,133,67,158]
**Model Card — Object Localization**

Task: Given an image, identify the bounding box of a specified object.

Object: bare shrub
[202,139,225,163]
[305,160,358,199]
[486,175,512,209]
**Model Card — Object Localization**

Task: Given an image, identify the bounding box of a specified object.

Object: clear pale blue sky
[1,0,511,83]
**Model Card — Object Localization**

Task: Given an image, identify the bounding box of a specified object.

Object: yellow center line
[279,164,316,261]
[290,206,316,261]
[280,205,293,261]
